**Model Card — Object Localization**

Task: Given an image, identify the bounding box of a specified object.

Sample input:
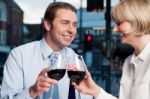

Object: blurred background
[0,0,134,97]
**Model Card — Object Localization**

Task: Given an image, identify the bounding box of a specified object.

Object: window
[0,9,2,19]
[0,30,6,45]
[0,1,7,22]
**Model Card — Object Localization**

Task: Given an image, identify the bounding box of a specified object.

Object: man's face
[45,9,77,51]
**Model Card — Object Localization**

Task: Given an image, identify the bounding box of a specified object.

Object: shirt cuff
[94,87,103,99]
[21,88,33,99]
[94,87,117,99]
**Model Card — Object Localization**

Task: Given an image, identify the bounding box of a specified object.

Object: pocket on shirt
[131,81,150,99]
[120,76,132,85]
[120,78,133,99]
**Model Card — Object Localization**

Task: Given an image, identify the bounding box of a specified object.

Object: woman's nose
[113,25,118,32]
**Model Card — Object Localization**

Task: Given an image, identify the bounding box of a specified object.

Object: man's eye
[73,24,77,27]
[62,22,68,25]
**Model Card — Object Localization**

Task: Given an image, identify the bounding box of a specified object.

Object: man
[1,2,92,99]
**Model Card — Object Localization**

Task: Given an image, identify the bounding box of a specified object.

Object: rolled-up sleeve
[0,49,33,99]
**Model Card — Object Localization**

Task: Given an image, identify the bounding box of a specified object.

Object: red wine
[68,71,85,84]
[47,69,66,80]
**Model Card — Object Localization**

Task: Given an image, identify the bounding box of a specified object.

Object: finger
[37,75,47,83]
[47,78,58,85]
[39,77,58,85]
[72,82,81,90]
[37,78,54,91]
[72,82,76,86]
[39,67,50,76]
[85,69,92,79]
[38,76,56,84]
[37,86,50,93]
[85,69,90,76]
[74,84,83,92]
[39,81,52,88]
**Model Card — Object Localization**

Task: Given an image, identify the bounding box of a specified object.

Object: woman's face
[113,21,136,45]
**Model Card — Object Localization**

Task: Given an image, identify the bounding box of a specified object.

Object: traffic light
[87,0,104,12]
[84,34,93,51]
[86,34,92,43]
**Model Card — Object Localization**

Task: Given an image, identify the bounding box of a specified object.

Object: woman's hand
[72,70,100,97]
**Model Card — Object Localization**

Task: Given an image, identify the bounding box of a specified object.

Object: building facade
[0,0,23,84]
[0,0,23,47]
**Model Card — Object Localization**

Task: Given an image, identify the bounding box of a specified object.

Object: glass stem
[50,85,54,99]
[78,91,81,99]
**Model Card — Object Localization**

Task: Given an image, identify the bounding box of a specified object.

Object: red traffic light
[86,34,92,42]
[84,34,93,50]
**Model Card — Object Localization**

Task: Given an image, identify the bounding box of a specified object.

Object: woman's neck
[133,35,150,55]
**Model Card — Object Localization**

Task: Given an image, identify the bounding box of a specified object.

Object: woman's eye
[116,22,122,26]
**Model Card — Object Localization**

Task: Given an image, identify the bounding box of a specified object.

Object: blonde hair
[111,0,150,36]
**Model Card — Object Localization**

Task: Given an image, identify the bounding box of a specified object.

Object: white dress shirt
[95,41,150,99]
[1,38,93,99]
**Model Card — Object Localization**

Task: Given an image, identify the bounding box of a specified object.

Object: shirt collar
[40,37,66,59]
[138,41,150,61]
[130,41,150,64]
[40,38,53,59]
[130,52,136,65]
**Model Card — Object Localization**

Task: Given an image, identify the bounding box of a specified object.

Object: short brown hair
[43,2,76,34]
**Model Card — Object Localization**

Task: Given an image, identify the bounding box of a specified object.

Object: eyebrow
[60,20,77,24]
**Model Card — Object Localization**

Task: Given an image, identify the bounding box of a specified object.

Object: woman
[73,0,150,99]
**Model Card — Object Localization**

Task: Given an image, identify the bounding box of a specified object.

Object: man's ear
[44,20,51,31]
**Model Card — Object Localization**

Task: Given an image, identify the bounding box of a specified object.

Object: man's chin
[63,42,71,47]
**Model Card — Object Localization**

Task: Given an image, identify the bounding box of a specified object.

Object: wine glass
[67,55,86,99]
[47,52,66,99]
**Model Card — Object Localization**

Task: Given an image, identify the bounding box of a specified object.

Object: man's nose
[68,25,75,33]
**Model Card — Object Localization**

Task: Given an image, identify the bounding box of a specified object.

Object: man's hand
[29,67,58,98]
